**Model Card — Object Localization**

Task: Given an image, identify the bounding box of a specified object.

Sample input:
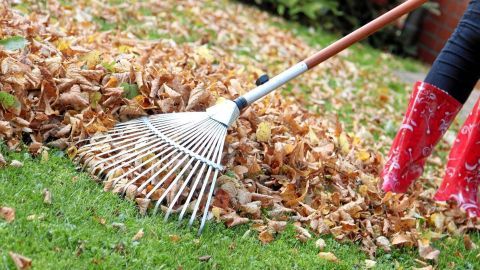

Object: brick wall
[417,0,469,64]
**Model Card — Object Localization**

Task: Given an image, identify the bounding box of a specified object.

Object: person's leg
[382,1,480,193]
[424,0,480,104]
[382,82,461,192]
[435,99,480,217]
[433,1,480,216]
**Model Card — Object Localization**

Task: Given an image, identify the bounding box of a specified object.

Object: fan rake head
[74,101,240,234]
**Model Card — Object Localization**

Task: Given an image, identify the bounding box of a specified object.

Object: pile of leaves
[0,0,478,263]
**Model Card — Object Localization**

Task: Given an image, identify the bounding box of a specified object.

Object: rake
[74,0,427,234]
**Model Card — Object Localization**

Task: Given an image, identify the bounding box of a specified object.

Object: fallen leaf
[198,255,211,262]
[8,252,32,270]
[169,234,181,242]
[0,207,15,222]
[258,229,274,244]
[318,252,338,262]
[0,36,27,50]
[464,234,478,250]
[256,122,271,142]
[365,259,376,269]
[315,238,326,250]
[132,229,144,241]
[10,160,23,168]
[42,189,52,205]
[418,239,440,262]
[0,152,6,166]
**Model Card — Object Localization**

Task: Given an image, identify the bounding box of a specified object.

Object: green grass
[1,148,479,269]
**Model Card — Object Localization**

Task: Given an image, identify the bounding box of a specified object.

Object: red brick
[433,40,446,53]
[421,16,439,34]
[437,26,453,41]
[454,1,469,17]
[418,46,437,64]
[419,32,437,50]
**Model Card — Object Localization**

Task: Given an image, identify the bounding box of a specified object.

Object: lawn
[1,0,479,269]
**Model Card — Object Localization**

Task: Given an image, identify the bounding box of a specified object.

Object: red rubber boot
[382,81,462,193]
[434,99,480,217]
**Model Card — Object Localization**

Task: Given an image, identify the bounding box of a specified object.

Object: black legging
[424,0,480,104]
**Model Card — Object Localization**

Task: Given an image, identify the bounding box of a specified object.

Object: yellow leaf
[118,45,132,53]
[56,38,71,51]
[356,150,370,161]
[195,45,214,63]
[429,213,445,231]
[256,122,271,142]
[212,207,222,221]
[284,143,295,155]
[40,150,49,164]
[318,252,338,262]
[82,50,101,69]
[67,146,78,159]
[308,127,320,146]
[339,132,350,154]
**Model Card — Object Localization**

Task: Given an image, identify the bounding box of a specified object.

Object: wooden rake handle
[236,0,428,108]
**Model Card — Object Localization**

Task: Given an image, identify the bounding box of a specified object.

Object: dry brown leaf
[8,252,32,270]
[136,198,151,215]
[0,207,15,223]
[464,234,478,250]
[169,234,181,242]
[132,228,144,241]
[258,229,274,244]
[42,189,52,205]
[318,252,338,262]
[418,239,440,262]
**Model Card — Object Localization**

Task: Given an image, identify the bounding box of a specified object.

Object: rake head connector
[74,100,239,234]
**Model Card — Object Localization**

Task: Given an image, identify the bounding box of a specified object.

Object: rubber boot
[434,98,480,217]
[382,81,462,193]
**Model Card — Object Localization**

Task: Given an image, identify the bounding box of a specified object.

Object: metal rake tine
[93,139,165,177]
[76,133,155,169]
[119,119,219,190]
[84,134,156,159]
[153,124,224,216]
[178,128,226,223]
[75,121,149,146]
[164,124,225,220]
[188,128,226,227]
[144,121,221,200]
[121,146,178,190]
[198,129,227,233]
[77,114,201,148]
[95,117,214,177]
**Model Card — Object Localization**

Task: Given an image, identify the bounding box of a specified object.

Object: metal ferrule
[240,62,308,105]
[206,99,240,128]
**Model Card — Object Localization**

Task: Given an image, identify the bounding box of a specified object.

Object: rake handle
[235,0,428,109]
